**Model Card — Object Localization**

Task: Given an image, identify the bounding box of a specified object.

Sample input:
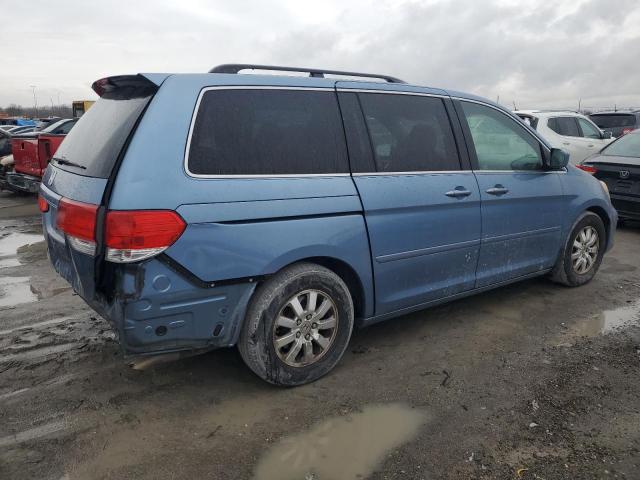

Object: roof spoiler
[91,74,163,97]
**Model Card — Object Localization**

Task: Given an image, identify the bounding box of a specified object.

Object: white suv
[514,110,614,164]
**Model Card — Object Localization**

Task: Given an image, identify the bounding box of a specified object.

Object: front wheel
[550,212,606,287]
[238,262,354,386]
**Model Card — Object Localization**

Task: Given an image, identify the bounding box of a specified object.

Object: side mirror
[602,131,613,139]
[548,148,570,170]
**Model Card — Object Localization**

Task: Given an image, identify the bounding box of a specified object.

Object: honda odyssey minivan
[39,65,617,386]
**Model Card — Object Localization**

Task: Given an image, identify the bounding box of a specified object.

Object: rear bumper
[3,172,40,193]
[611,194,640,221]
[65,256,257,356]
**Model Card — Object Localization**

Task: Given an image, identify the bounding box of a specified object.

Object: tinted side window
[188,89,348,175]
[549,117,580,137]
[577,118,601,139]
[357,93,460,172]
[461,102,542,171]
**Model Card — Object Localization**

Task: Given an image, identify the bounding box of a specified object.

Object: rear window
[590,114,636,128]
[52,90,152,178]
[187,89,348,176]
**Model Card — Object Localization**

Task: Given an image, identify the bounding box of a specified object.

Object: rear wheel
[551,212,606,287]
[238,262,354,386]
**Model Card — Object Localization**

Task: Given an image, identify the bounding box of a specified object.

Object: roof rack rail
[208,64,406,84]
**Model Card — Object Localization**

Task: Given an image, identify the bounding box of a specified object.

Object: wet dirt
[0,191,639,480]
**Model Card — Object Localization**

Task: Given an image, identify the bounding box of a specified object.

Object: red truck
[2,118,77,193]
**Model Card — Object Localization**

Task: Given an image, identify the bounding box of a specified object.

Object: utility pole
[30,85,38,118]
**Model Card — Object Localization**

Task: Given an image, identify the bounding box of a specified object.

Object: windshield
[52,90,153,178]
[590,114,636,128]
[602,132,640,158]
[41,119,70,133]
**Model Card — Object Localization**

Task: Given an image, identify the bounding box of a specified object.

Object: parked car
[580,130,640,221]
[589,111,640,138]
[515,110,614,164]
[0,129,11,157]
[35,117,62,131]
[39,65,617,386]
[5,118,77,193]
[0,129,14,192]
[2,125,36,134]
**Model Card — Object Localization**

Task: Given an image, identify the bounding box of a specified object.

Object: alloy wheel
[272,289,339,367]
[571,226,599,274]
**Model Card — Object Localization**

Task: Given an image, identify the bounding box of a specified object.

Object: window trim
[454,98,553,173]
[184,86,351,179]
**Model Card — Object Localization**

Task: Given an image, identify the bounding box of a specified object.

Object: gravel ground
[0,190,638,480]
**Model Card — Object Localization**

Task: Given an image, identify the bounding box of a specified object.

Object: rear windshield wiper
[53,158,86,170]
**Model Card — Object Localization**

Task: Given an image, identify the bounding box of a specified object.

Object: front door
[456,100,564,288]
[575,116,610,157]
[338,89,482,316]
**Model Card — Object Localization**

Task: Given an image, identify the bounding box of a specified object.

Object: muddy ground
[0,190,639,480]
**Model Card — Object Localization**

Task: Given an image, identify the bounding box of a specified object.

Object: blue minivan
[39,65,617,385]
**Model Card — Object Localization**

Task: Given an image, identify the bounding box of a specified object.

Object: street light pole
[29,85,38,118]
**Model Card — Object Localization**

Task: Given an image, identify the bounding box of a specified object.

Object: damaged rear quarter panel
[102,258,257,355]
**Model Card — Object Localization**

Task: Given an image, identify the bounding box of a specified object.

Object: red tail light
[38,194,49,213]
[55,200,185,263]
[57,198,99,241]
[622,128,634,135]
[577,165,597,175]
[105,210,186,263]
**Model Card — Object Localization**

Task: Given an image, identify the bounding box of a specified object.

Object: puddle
[0,276,37,308]
[252,404,426,480]
[0,232,44,268]
[574,300,640,337]
[602,301,640,333]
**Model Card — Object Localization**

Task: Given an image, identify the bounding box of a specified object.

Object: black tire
[238,262,354,386]
[550,212,606,287]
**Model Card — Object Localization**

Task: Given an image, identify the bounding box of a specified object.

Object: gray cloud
[2,0,639,110]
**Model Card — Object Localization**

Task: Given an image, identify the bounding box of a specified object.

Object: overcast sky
[2,0,639,110]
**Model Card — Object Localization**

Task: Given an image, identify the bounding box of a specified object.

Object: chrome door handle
[486,186,509,195]
[588,144,595,148]
[562,142,571,146]
[445,188,472,198]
